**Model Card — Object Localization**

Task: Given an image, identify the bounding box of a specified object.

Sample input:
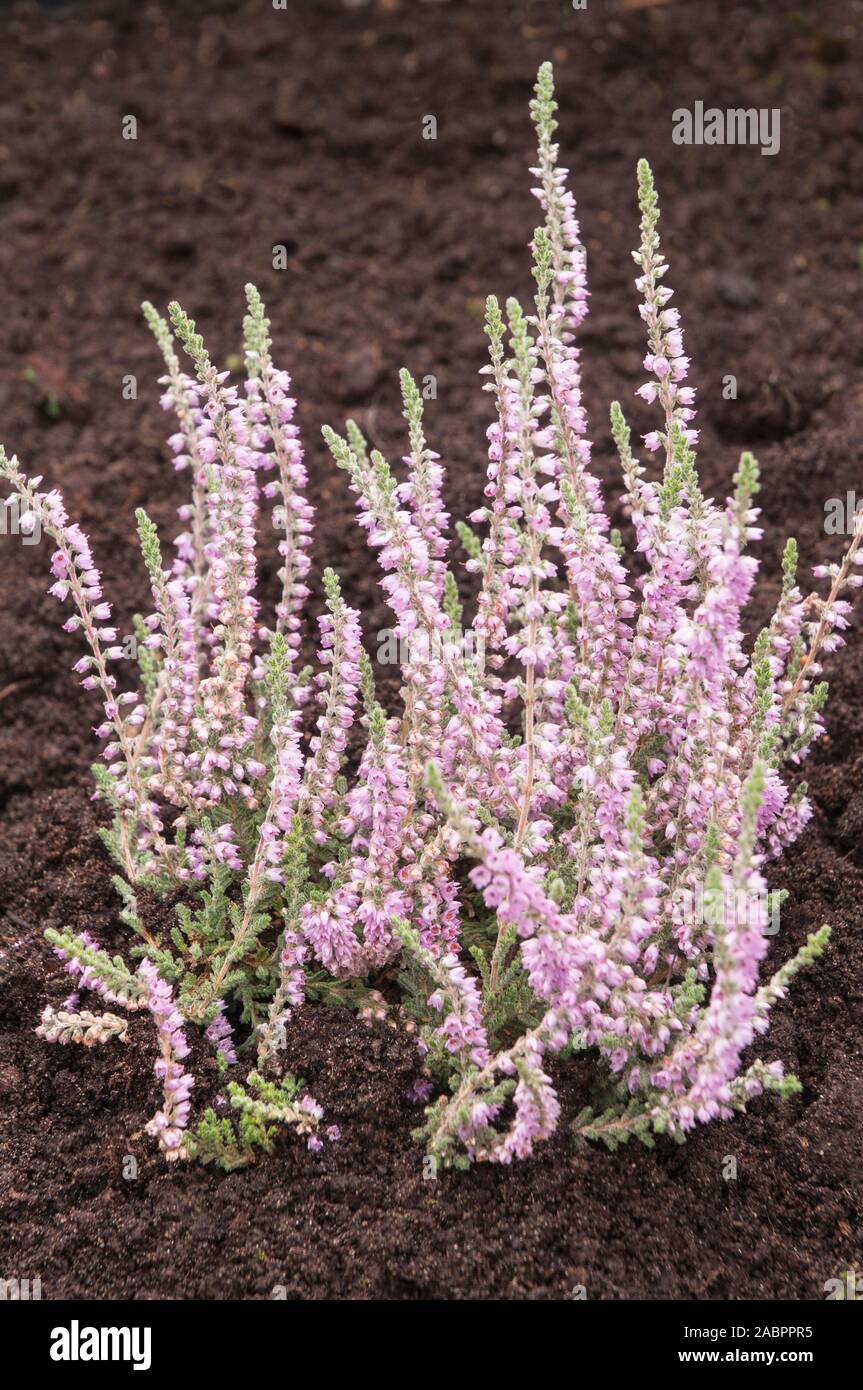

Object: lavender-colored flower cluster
[1,63,858,1169]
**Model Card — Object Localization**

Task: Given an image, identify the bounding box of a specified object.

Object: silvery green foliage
[1,64,858,1168]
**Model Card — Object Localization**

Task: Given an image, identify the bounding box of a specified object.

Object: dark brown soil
[1,0,862,1300]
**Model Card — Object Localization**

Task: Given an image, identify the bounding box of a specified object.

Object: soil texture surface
[1,0,862,1299]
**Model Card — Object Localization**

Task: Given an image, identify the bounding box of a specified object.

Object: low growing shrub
[2,65,859,1169]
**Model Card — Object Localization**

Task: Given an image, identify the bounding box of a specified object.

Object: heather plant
[2,63,860,1170]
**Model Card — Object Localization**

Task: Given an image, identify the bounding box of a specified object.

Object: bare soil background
[0,0,862,1299]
